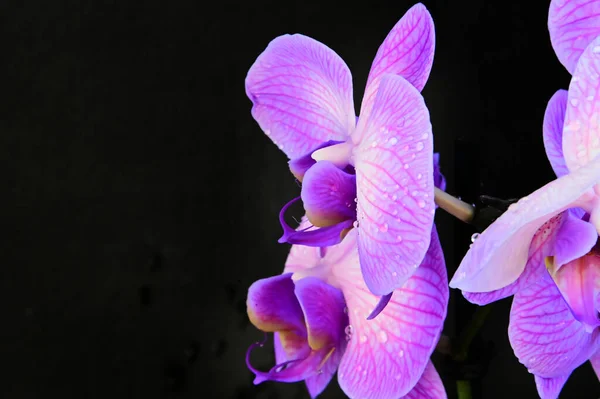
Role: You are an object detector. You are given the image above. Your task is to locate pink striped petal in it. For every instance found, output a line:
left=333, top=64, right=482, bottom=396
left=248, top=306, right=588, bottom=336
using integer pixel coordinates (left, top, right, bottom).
left=359, top=3, right=434, bottom=123
left=543, top=89, right=570, bottom=178
left=563, top=35, right=600, bottom=172
left=354, top=74, right=434, bottom=295
left=450, top=155, right=600, bottom=293
left=334, top=227, right=448, bottom=398
left=548, top=0, right=600, bottom=75
left=462, top=214, right=564, bottom=305
left=246, top=34, right=355, bottom=159
left=401, top=361, right=447, bottom=399
left=508, top=264, right=599, bottom=378
left=534, top=374, right=569, bottom=399
left=547, top=252, right=600, bottom=331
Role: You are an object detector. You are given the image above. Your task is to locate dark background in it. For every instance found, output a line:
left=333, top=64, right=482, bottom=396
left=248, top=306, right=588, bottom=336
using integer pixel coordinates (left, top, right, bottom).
left=3, top=0, right=598, bottom=398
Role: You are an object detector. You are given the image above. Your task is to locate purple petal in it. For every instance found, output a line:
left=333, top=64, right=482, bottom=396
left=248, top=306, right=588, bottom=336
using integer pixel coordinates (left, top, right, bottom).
left=295, top=277, right=347, bottom=397
left=289, top=140, right=345, bottom=181
left=354, top=74, right=434, bottom=295
left=547, top=252, right=600, bottom=331
left=450, top=155, right=600, bottom=293
left=247, top=273, right=306, bottom=335
left=246, top=34, right=355, bottom=159
left=463, top=214, right=565, bottom=305
left=278, top=197, right=354, bottom=247
left=534, top=374, right=569, bottom=399
left=590, top=351, right=600, bottom=379
left=548, top=0, right=600, bottom=75
left=301, top=161, right=357, bottom=227
left=360, top=3, right=435, bottom=122
left=366, top=292, right=393, bottom=320
left=335, top=227, right=448, bottom=398
left=433, top=153, right=446, bottom=192
left=508, top=264, right=599, bottom=378
left=563, top=35, right=600, bottom=172
left=401, top=361, right=447, bottom=399
left=294, top=276, right=348, bottom=350
left=552, top=211, right=598, bottom=267
left=543, top=89, right=569, bottom=178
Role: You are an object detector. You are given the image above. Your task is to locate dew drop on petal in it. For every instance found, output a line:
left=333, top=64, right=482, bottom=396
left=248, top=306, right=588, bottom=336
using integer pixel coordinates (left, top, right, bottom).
left=399, top=350, right=404, bottom=357
left=416, top=142, right=424, bottom=151
left=396, top=235, right=403, bottom=242
left=471, top=233, right=480, bottom=242
left=345, top=325, right=353, bottom=341
left=360, top=335, right=367, bottom=344
left=593, top=45, right=600, bottom=54
left=418, top=200, right=426, bottom=208
left=380, top=223, right=389, bottom=233
left=378, top=331, right=388, bottom=343
left=389, top=137, right=398, bottom=145
left=570, top=98, right=579, bottom=107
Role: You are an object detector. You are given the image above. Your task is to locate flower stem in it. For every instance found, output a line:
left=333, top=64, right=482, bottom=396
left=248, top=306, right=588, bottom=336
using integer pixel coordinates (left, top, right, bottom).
left=456, top=380, right=472, bottom=399
left=434, top=187, right=474, bottom=224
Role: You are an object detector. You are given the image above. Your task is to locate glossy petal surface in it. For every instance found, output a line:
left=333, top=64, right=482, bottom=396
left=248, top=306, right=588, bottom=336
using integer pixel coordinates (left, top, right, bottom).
left=359, top=3, right=435, bottom=123
left=246, top=34, right=355, bottom=159
left=543, top=89, right=569, bottom=178
left=354, top=74, right=434, bottom=295
left=549, top=0, right=600, bottom=74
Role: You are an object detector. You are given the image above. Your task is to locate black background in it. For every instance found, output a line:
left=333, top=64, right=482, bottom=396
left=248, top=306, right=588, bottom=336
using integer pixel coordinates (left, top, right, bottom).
left=3, top=0, right=599, bottom=398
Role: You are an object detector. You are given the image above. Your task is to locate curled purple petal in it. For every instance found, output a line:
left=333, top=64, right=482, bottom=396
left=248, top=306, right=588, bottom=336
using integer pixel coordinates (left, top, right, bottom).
left=289, top=140, right=345, bottom=181
left=552, top=211, right=598, bottom=268
left=543, top=90, right=569, bottom=178
left=534, top=374, right=569, bottom=399
left=366, top=292, right=393, bottom=320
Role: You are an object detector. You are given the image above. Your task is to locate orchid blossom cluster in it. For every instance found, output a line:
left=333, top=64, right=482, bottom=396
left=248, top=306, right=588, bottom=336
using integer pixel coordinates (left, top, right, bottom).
left=243, top=1, right=600, bottom=398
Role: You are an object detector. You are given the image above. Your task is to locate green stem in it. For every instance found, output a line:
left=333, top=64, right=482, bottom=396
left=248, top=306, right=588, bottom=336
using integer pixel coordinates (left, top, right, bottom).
left=456, top=380, right=472, bottom=399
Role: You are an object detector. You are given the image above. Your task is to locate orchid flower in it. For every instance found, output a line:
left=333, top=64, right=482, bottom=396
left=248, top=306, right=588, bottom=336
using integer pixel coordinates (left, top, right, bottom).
left=245, top=3, right=437, bottom=297
left=448, top=6, right=600, bottom=396
left=246, top=223, right=448, bottom=399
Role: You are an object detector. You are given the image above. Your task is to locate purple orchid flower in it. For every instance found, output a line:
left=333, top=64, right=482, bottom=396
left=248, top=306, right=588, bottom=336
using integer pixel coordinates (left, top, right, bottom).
left=246, top=221, right=448, bottom=399
left=448, top=5, right=600, bottom=396
left=245, top=3, right=437, bottom=297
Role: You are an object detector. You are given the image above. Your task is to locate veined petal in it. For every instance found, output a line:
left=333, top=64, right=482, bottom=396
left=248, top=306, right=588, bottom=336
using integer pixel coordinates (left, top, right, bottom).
left=401, top=361, right=446, bottom=399
left=547, top=252, right=600, bottom=331
left=301, top=161, right=357, bottom=227
left=247, top=273, right=306, bottom=335
left=508, top=264, right=599, bottom=378
left=246, top=34, right=355, bottom=159
left=354, top=74, right=434, bottom=295
left=463, top=214, right=565, bottom=305
left=359, top=3, right=435, bottom=123
left=563, top=35, right=600, bottom=172
left=543, top=89, right=570, bottom=178
left=450, top=155, right=600, bottom=293
left=552, top=211, right=598, bottom=267
left=335, top=227, right=448, bottom=399
left=548, top=0, right=600, bottom=75
left=534, top=374, right=570, bottom=399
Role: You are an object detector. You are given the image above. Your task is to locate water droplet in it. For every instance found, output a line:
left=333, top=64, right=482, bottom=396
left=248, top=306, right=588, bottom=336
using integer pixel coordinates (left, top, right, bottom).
left=392, top=271, right=397, bottom=277
left=396, top=235, right=403, bottom=242
left=392, top=209, right=398, bottom=215
left=265, top=129, right=271, bottom=136
left=570, top=98, right=580, bottom=107
left=403, top=164, right=409, bottom=169
left=399, top=350, right=404, bottom=357
left=415, top=142, right=424, bottom=151
left=354, top=197, right=358, bottom=203
left=587, top=95, right=595, bottom=101
left=389, top=137, right=398, bottom=145
left=392, top=194, right=398, bottom=201
left=411, top=190, right=418, bottom=196
left=418, top=200, right=426, bottom=208
left=380, top=223, right=389, bottom=233
left=471, top=233, right=480, bottom=242
left=417, top=173, right=422, bottom=180
left=378, top=331, right=388, bottom=343
left=353, top=220, right=359, bottom=229
left=371, top=141, right=377, bottom=147
left=422, top=132, right=429, bottom=139
left=362, top=370, right=367, bottom=376
left=360, top=335, right=367, bottom=343
left=345, top=325, right=353, bottom=341
left=593, top=45, right=600, bottom=54
left=395, top=374, right=401, bottom=381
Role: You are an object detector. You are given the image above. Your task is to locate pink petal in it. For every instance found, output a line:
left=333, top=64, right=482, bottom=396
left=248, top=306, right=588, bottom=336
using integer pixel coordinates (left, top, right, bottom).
left=334, top=227, right=448, bottom=398
left=552, top=211, right=598, bottom=267
left=401, top=361, right=447, bottom=399
left=534, top=374, right=569, bottom=399
left=354, top=74, right=434, bottom=295
left=300, top=161, right=357, bottom=227
left=563, top=35, right=600, bottom=172
left=547, top=252, right=600, bottom=331
left=450, top=155, right=600, bottom=293
left=548, top=0, right=600, bottom=75
left=543, top=89, right=570, bottom=178
left=359, top=3, right=434, bottom=123
left=463, top=214, right=566, bottom=305
left=246, top=34, right=355, bottom=159
left=590, top=350, right=600, bottom=379
left=508, top=263, right=599, bottom=378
